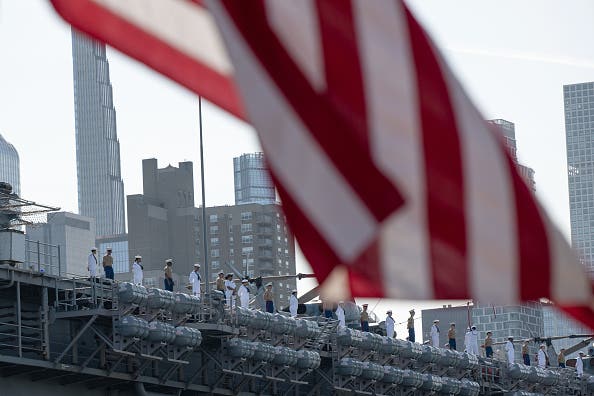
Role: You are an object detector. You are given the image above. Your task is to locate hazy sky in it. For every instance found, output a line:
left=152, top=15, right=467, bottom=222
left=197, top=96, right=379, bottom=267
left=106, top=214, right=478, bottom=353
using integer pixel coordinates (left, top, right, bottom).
left=1, top=1, right=594, bottom=338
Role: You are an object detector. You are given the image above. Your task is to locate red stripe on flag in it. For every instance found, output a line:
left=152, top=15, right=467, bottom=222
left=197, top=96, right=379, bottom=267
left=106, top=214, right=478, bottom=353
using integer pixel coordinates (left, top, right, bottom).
left=502, top=153, right=552, bottom=300
left=221, top=0, right=404, bottom=223
left=317, top=0, right=369, bottom=151
left=404, top=6, right=469, bottom=299
left=51, top=0, right=246, bottom=120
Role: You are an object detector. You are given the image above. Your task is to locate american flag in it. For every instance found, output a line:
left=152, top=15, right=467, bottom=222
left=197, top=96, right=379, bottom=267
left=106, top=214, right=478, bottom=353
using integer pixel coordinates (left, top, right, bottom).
left=51, top=0, right=594, bottom=329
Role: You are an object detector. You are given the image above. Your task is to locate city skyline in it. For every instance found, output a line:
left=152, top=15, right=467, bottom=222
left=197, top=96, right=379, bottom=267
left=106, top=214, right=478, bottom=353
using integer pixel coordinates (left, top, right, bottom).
left=72, top=30, right=126, bottom=237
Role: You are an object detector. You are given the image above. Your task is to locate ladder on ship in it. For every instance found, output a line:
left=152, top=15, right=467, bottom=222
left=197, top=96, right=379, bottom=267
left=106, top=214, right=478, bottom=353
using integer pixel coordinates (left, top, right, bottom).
left=305, top=318, right=339, bottom=350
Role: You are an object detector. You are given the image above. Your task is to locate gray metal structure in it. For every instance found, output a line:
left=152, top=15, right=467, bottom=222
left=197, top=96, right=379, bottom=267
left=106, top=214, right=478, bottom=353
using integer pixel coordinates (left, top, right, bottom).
left=0, top=133, right=20, bottom=196
left=0, top=268, right=590, bottom=395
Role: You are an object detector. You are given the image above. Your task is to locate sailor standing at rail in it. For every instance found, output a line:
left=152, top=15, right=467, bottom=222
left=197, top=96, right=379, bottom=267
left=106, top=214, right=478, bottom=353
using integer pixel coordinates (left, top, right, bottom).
left=576, top=352, right=585, bottom=377
left=132, top=255, right=143, bottom=285
left=467, top=325, right=479, bottom=355
left=238, top=279, right=250, bottom=308
left=225, top=273, right=237, bottom=309
left=430, top=319, right=440, bottom=347
left=88, top=247, right=98, bottom=280
left=538, top=344, right=547, bottom=368
left=385, top=310, right=395, bottom=338
left=336, top=301, right=346, bottom=329
left=289, top=290, right=298, bottom=317
left=189, top=264, right=201, bottom=298
left=505, top=336, right=515, bottom=365
left=407, top=310, right=416, bottom=342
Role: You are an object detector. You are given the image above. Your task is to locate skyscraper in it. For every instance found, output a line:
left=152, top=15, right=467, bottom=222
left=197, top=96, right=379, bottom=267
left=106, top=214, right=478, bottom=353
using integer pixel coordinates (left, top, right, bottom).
left=0, top=133, right=20, bottom=196
left=72, top=30, right=125, bottom=237
left=565, top=82, right=594, bottom=273
left=234, top=152, right=276, bottom=205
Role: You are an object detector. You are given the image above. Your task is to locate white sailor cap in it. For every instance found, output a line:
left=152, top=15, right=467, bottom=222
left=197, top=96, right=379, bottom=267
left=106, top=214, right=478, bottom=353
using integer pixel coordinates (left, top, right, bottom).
left=433, top=319, right=440, bottom=323
left=241, top=279, right=249, bottom=283
left=135, top=255, right=142, bottom=259
left=106, top=247, right=112, bottom=251
left=193, top=263, right=200, bottom=267
left=166, top=259, right=173, bottom=263
left=540, top=344, right=546, bottom=348
left=387, top=310, right=392, bottom=314
left=265, top=282, right=273, bottom=287
left=292, top=289, right=297, bottom=293
left=91, top=247, right=97, bottom=251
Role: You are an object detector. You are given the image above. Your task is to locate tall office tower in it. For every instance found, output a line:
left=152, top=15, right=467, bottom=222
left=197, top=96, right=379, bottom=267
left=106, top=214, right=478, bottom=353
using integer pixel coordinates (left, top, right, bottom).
left=565, top=82, right=594, bottom=273
left=488, top=119, right=536, bottom=192
left=234, top=152, right=276, bottom=205
left=72, top=30, right=125, bottom=237
left=0, top=133, right=20, bottom=196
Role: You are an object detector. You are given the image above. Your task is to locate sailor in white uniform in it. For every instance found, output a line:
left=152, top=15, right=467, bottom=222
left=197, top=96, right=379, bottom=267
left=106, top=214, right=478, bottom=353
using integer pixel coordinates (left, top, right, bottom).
left=224, top=273, right=236, bottom=309
left=505, top=336, right=515, bottom=365
left=189, top=263, right=201, bottom=298
left=289, top=290, right=298, bottom=317
left=467, top=325, right=479, bottom=355
left=537, top=344, right=547, bottom=368
left=336, top=301, right=346, bottom=329
left=238, top=279, right=250, bottom=308
left=88, top=247, right=98, bottom=278
left=132, top=255, right=143, bottom=285
left=385, top=310, right=395, bottom=338
left=576, top=352, right=585, bottom=377
left=430, top=319, right=440, bottom=347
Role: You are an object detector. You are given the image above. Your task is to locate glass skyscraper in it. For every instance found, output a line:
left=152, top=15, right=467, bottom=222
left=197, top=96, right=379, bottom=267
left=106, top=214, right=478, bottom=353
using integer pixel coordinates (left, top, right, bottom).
left=72, top=30, right=125, bottom=237
left=565, top=82, right=594, bottom=273
left=0, top=133, right=20, bottom=196
left=233, top=152, right=276, bottom=205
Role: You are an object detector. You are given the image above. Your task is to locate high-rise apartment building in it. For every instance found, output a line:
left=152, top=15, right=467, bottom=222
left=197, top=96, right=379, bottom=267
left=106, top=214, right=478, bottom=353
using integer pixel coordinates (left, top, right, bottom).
left=72, top=30, right=125, bottom=237
left=234, top=153, right=276, bottom=205
left=565, top=82, right=594, bottom=273
left=488, top=119, right=536, bottom=192
left=0, top=133, right=20, bottom=196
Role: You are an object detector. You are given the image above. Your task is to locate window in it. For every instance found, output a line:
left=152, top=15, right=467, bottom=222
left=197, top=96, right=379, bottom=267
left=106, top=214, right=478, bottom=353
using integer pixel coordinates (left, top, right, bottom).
left=209, top=214, right=218, bottom=223
left=242, top=247, right=254, bottom=255
left=211, top=249, right=220, bottom=258
left=241, top=211, right=252, bottom=221
left=242, top=235, right=253, bottom=244
left=229, top=248, right=234, bottom=256
left=211, top=260, right=220, bottom=269
left=210, top=225, right=219, bottom=234
left=241, top=223, right=252, bottom=233
left=210, top=237, right=219, bottom=246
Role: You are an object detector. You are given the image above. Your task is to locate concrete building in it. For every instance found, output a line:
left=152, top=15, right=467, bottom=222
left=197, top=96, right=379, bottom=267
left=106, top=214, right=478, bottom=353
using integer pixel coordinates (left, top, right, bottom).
left=421, top=302, right=543, bottom=362
left=72, top=30, right=125, bottom=237
left=198, top=203, right=297, bottom=300
left=0, top=133, right=20, bottom=196
left=488, top=119, right=536, bottom=192
left=26, top=212, right=96, bottom=276
left=96, top=234, right=129, bottom=274
left=565, top=81, right=594, bottom=273
left=234, top=152, right=276, bottom=205
left=126, top=159, right=197, bottom=289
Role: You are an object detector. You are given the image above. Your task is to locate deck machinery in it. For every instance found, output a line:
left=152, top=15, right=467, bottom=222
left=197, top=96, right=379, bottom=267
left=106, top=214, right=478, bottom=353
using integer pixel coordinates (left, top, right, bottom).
left=0, top=267, right=590, bottom=396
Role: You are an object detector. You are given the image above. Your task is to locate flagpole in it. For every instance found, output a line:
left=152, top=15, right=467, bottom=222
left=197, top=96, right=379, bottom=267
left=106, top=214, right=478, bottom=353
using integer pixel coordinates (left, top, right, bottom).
left=199, top=96, right=210, bottom=293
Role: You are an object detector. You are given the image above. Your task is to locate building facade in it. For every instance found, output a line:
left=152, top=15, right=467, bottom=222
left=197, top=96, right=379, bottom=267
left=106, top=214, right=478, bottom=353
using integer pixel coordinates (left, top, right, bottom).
left=126, top=159, right=197, bottom=289
left=72, top=30, right=125, bottom=237
left=234, top=152, right=276, bottom=205
left=488, top=119, right=536, bottom=192
left=0, top=133, right=20, bottom=196
left=542, top=304, right=591, bottom=358
left=198, top=203, right=297, bottom=300
left=565, top=82, right=594, bottom=273
left=26, top=212, right=96, bottom=276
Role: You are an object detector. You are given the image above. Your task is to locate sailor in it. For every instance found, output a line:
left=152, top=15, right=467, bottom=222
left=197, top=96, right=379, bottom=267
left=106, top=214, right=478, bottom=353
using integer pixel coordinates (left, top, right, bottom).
left=102, top=247, right=114, bottom=280
left=225, top=274, right=237, bottom=309
left=505, top=336, right=515, bottom=365
left=385, top=310, right=395, bottom=338
left=467, top=325, right=479, bottom=355
left=163, top=259, right=174, bottom=291
left=132, top=255, right=143, bottom=285
left=263, top=282, right=274, bottom=313
left=448, top=323, right=457, bottom=351
left=189, top=264, right=201, bottom=298
left=522, top=341, right=531, bottom=365
left=289, top=290, right=298, bottom=317
left=336, top=301, right=346, bottom=329
left=558, top=348, right=566, bottom=368
left=484, top=331, right=494, bottom=358
left=216, top=271, right=226, bottom=293
left=407, top=309, right=416, bottom=342
left=430, top=319, right=440, bottom=347
left=576, top=352, right=585, bottom=377
left=88, top=247, right=98, bottom=279
left=360, top=304, right=370, bottom=332
left=238, top=279, right=250, bottom=309
left=537, top=344, right=547, bottom=368
left=323, top=300, right=333, bottom=319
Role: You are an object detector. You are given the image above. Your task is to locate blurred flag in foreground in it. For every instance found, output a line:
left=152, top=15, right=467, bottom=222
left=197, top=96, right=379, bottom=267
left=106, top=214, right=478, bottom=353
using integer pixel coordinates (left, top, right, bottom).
left=51, top=0, right=594, bottom=329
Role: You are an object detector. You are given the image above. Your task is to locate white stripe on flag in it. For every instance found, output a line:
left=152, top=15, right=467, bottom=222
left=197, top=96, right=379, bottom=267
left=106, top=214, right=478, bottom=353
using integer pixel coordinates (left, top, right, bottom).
left=92, top=0, right=232, bottom=74
left=209, top=0, right=378, bottom=263
left=440, top=61, right=519, bottom=304
left=265, top=0, right=326, bottom=92
left=353, top=0, right=432, bottom=299
left=542, top=210, right=591, bottom=304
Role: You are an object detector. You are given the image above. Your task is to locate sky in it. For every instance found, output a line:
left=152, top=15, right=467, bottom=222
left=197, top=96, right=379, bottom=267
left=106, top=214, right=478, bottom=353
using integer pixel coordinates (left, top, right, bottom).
left=1, top=0, right=594, bottom=340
